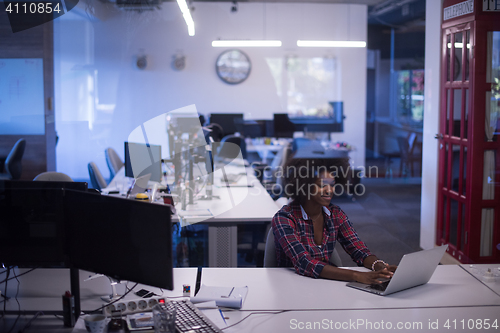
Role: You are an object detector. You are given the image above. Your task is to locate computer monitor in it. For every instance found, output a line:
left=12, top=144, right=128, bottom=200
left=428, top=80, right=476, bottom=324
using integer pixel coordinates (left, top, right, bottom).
left=273, top=113, right=295, bottom=138
left=64, top=189, right=174, bottom=290
left=0, top=180, right=88, bottom=267
left=209, top=113, right=244, bottom=137
left=125, top=142, right=162, bottom=182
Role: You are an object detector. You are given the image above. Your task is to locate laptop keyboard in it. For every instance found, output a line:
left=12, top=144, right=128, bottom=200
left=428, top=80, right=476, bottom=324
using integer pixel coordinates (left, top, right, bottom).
left=371, top=279, right=390, bottom=292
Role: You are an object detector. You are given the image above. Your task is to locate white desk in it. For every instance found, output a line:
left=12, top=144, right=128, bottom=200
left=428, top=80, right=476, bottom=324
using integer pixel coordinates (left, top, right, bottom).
left=180, top=164, right=279, bottom=267
left=201, top=266, right=500, bottom=332
left=246, top=143, right=283, bottom=162
left=221, top=306, right=500, bottom=333
left=105, top=164, right=279, bottom=267
left=201, top=266, right=500, bottom=311
left=460, top=264, right=500, bottom=296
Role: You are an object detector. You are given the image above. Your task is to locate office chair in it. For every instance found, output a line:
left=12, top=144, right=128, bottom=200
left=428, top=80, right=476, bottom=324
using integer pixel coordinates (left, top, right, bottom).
left=105, top=147, right=124, bottom=181
left=34, top=171, right=74, bottom=182
left=263, top=228, right=342, bottom=268
left=0, top=138, right=26, bottom=180
left=204, top=123, right=224, bottom=142
left=88, top=162, right=108, bottom=191
left=258, top=144, right=292, bottom=199
left=217, top=135, right=247, bottom=160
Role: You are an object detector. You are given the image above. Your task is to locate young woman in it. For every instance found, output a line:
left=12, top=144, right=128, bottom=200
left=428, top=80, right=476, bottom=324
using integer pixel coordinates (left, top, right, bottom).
left=272, top=158, right=396, bottom=284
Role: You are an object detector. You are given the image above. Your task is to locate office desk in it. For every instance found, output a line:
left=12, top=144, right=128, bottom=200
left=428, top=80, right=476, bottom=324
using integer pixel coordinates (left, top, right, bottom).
left=221, top=306, right=500, bottom=333
left=201, top=266, right=500, bottom=311
left=201, top=266, right=500, bottom=332
left=105, top=165, right=279, bottom=267
left=0, top=268, right=198, bottom=332
left=460, top=264, right=500, bottom=296
left=246, top=143, right=283, bottom=162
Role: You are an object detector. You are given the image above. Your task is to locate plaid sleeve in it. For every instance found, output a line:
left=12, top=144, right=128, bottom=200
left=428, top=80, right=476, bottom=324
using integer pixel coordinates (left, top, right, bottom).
left=334, top=207, right=372, bottom=266
left=272, top=210, right=326, bottom=278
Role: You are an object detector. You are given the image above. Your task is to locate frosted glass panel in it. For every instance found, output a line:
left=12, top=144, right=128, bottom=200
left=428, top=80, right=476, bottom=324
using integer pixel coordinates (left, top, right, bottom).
left=453, top=32, right=463, bottom=81
left=0, top=59, right=45, bottom=135
left=480, top=208, right=494, bottom=257
left=483, top=150, right=495, bottom=200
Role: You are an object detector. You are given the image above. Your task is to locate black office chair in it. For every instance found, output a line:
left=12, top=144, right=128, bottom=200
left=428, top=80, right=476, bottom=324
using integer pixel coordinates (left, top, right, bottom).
left=88, top=162, right=107, bottom=191
left=204, top=123, right=224, bottom=142
left=0, top=138, right=26, bottom=180
left=217, top=135, right=247, bottom=160
left=105, top=147, right=124, bottom=181
left=34, top=171, right=73, bottom=182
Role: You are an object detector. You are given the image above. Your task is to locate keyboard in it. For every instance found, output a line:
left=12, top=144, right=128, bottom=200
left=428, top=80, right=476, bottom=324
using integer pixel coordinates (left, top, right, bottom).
left=370, top=279, right=390, bottom=292
left=173, top=299, right=223, bottom=333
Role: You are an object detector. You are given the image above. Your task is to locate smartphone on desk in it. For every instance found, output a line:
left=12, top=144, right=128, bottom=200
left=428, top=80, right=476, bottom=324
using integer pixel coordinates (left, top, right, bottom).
left=135, top=289, right=155, bottom=298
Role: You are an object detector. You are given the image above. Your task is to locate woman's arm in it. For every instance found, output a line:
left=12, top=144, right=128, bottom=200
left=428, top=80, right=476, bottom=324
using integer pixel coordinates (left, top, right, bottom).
left=319, top=264, right=393, bottom=284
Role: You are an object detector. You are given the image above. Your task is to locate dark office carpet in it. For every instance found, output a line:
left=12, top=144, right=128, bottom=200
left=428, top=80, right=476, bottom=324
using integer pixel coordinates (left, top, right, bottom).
left=332, top=177, right=422, bottom=267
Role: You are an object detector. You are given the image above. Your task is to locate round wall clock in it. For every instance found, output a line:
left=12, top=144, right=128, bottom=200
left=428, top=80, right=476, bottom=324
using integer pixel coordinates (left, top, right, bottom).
left=215, top=49, right=251, bottom=84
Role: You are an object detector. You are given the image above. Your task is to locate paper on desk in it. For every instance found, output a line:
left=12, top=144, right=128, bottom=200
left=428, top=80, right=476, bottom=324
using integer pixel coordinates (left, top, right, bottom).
left=190, top=285, right=248, bottom=309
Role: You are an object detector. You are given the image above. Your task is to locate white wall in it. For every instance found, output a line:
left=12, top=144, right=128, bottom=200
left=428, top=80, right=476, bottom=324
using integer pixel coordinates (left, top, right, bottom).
left=54, top=2, right=367, bottom=180
left=420, top=0, right=442, bottom=250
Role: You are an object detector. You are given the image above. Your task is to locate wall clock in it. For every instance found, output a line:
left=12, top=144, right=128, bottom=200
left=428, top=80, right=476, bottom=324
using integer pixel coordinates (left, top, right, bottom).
left=215, top=49, right=251, bottom=84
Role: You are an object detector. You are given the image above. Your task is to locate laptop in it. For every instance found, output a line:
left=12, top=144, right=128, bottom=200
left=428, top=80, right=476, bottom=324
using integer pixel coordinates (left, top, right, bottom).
left=126, top=173, right=152, bottom=198
left=346, top=245, right=448, bottom=296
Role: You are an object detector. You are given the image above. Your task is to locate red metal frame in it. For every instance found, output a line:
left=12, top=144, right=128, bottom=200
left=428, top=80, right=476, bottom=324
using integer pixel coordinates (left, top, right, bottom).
left=438, top=0, right=500, bottom=263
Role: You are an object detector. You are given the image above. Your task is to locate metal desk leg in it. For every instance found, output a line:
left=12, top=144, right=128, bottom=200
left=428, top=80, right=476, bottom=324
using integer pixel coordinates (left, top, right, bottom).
left=208, top=226, right=238, bottom=267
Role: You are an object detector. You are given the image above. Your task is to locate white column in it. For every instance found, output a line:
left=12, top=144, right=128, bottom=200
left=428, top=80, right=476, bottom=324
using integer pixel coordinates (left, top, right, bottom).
left=420, top=0, right=442, bottom=250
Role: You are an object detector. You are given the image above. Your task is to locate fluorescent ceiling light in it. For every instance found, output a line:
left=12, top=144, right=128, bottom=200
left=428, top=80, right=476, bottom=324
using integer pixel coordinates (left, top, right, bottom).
left=297, top=40, right=366, bottom=48
left=212, top=40, right=282, bottom=47
left=177, top=0, right=195, bottom=36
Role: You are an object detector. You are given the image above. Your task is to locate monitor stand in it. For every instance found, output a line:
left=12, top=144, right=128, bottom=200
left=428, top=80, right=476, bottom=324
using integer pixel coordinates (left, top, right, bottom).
left=70, top=267, right=81, bottom=319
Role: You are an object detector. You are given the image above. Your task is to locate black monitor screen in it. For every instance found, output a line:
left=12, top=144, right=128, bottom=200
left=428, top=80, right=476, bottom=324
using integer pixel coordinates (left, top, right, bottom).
left=209, top=113, right=243, bottom=137
left=0, top=181, right=88, bottom=267
left=64, top=190, right=173, bottom=290
left=125, top=142, right=162, bottom=182
left=274, top=113, right=295, bottom=138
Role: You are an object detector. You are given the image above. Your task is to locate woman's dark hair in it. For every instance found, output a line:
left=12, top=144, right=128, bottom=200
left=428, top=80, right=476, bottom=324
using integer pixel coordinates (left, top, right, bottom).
left=282, top=156, right=350, bottom=204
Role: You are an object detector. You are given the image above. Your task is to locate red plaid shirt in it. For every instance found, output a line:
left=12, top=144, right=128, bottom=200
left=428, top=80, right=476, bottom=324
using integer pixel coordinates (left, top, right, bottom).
left=272, top=202, right=372, bottom=278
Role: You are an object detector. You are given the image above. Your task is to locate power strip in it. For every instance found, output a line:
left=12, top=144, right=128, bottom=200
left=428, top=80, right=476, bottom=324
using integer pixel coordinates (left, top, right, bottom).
left=103, top=296, right=168, bottom=317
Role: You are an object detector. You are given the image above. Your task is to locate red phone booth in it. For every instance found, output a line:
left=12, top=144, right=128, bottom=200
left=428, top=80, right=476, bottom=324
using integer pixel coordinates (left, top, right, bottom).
left=437, top=0, right=500, bottom=263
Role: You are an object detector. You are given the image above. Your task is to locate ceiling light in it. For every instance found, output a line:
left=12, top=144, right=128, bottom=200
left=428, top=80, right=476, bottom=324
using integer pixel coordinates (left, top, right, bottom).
left=212, top=40, right=282, bottom=47
left=176, top=0, right=195, bottom=36
left=297, top=40, right=366, bottom=48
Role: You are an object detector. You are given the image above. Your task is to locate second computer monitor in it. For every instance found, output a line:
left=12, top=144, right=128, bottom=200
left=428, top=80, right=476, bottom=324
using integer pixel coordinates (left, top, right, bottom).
left=65, top=190, right=174, bottom=290
left=209, top=113, right=243, bottom=137
left=125, top=142, right=162, bottom=182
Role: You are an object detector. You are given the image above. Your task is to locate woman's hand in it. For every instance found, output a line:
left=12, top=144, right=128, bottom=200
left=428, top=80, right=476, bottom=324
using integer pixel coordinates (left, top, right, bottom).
left=386, top=265, right=397, bottom=272
left=353, top=269, right=393, bottom=285
left=373, top=261, right=397, bottom=273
